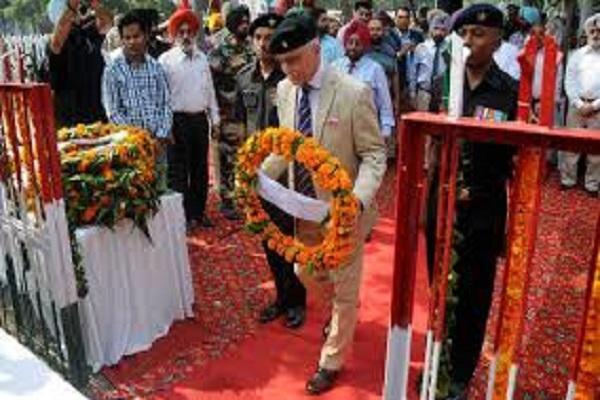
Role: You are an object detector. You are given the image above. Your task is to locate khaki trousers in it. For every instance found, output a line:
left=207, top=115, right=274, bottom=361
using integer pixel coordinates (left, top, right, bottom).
left=295, top=218, right=367, bottom=371
left=558, top=106, right=600, bottom=192
left=296, top=243, right=364, bottom=371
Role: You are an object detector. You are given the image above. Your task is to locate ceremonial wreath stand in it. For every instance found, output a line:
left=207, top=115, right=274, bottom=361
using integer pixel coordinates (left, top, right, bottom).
left=384, top=34, right=600, bottom=400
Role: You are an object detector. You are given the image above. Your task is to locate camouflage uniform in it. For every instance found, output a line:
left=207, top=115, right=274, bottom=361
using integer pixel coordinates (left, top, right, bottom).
left=208, top=31, right=254, bottom=206
left=234, top=61, right=285, bottom=136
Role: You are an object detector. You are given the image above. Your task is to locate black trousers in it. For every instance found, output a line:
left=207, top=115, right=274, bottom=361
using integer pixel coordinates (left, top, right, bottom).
left=449, top=192, right=507, bottom=385
left=167, top=112, right=210, bottom=222
left=425, top=166, right=440, bottom=284
left=261, top=198, right=306, bottom=310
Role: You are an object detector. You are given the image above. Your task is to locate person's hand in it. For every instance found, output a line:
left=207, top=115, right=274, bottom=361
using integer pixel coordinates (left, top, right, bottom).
left=529, top=112, right=540, bottom=124
left=397, top=42, right=415, bottom=58
left=458, top=188, right=470, bottom=202
left=211, top=123, right=221, bottom=141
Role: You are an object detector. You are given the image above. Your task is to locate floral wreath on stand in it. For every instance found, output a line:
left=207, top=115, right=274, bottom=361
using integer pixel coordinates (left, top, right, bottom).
left=235, top=127, right=359, bottom=272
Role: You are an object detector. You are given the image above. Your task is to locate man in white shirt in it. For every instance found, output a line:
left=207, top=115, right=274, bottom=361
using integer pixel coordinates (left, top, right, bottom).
left=159, top=4, right=220, bottom=229
left=493, top=40, right=521, bottom=80
left=560, top=13, right=600, bottom=196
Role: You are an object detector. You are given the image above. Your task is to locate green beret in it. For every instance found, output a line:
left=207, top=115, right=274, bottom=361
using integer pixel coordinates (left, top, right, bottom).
left=249, top=13, right=283, bottom=36
left=451, top=3, right=504, bottom=31
left=269, top=13, right=317, bottom=55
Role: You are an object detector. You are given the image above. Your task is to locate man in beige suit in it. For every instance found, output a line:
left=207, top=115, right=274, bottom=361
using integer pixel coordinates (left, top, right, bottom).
left=264, top=13, right=387, bottom=395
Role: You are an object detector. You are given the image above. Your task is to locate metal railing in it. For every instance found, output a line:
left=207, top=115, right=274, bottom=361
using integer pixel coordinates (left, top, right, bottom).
left=0, top=83, right=88, bottom=388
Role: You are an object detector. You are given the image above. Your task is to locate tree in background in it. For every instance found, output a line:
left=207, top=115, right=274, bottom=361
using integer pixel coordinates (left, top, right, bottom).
left=0, top=0, right=50, bottom=32
left=1, top=0, right=599, bottom=35
left=102, top=0, right=176, bottom=17
left=0, top=0, right=176, bottom=33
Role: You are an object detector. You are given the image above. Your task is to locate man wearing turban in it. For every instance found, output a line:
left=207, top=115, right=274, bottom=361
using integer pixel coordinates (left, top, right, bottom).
left=413, top=12, right=450, bottom=112
left=509, top=5, right=542, bottom=48
left=159, top=2, right=220, bottom=230
left=209, top=5, right=255, bottom=220
left=333, top=20, right=395, bottom=139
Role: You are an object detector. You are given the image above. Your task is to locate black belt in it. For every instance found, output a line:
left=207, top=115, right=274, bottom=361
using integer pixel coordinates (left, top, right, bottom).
left=174, top=111, right=207, bottom=117
left=581, top=97, right=597, bottom=103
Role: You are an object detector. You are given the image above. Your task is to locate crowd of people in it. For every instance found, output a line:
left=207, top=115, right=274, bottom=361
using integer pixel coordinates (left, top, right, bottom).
left=46, top=0, right=599, bottom=397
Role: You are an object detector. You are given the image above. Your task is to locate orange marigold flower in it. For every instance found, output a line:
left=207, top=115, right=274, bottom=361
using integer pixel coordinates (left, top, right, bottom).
left=235, top=127, right=358, bottom=272
left=82, top=206, right=99, bottom=223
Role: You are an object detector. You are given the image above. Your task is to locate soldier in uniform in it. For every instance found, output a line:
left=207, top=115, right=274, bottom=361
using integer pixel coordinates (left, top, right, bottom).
left=234, top=13, right=307, bottom=329
left=446, top=5, right=518, bottom=398
left=209, top=5, right=255, bottom=220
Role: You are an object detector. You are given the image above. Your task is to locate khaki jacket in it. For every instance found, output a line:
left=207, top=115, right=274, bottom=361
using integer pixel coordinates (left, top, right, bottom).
left=262, top=67, right=387, bottom=250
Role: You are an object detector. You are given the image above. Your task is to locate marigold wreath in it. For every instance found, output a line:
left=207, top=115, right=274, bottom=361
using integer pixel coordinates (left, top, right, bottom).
left=235, top=127, right=359, bottom=272
left=58, top=123, right=159, bottom=232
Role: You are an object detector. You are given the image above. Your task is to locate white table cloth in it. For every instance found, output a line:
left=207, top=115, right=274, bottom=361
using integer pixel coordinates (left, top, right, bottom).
left=0, top=329, right=88, bottom=400
left=77, top=193, right=194, bottom=372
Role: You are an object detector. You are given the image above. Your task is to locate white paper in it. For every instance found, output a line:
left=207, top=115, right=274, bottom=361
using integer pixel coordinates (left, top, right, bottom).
left=448, top=33, right=470, bottom=119
left=257, top=171, right=329, bottom=223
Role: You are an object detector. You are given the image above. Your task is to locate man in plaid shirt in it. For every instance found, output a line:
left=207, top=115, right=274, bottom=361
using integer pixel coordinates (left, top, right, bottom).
left=102, top=10, right=173, bottom=147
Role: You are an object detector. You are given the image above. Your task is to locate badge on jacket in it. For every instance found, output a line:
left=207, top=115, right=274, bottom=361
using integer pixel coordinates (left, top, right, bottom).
left=474, top=106, right=508, bottom=122
left=243, top=90, right=259, bottom=108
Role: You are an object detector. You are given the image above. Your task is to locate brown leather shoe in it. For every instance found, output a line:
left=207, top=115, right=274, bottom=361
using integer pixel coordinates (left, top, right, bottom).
left=306, top=368, right=339, bottom=395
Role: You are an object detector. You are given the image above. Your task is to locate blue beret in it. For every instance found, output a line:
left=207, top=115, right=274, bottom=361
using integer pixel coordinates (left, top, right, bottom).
left=249, top=13, right=283, bottom=36
left=451, top=3, right=504, bottom=31
left=269, top=13, right=317, bottom=55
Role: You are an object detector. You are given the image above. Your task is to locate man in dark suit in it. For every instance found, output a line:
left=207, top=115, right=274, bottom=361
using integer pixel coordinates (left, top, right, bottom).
left=234, top=13, right=307, bottom=330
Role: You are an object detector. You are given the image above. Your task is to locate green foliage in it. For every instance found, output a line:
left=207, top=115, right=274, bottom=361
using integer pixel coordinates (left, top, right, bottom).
left=0, top=0, right=48, bottom=31
left=101, top=0, right=176, bottom=17
left=0, top=0, right=176, bottom=33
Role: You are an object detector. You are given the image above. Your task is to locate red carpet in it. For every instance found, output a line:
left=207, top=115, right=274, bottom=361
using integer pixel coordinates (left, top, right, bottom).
left=93, top=167, right=430, bottom=399
left=92, top=166, right=598, bottom=400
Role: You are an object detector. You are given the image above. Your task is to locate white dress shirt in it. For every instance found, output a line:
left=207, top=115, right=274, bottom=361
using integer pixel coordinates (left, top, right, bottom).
left=413, top=38, right=449, bottom=92
left=159, top=46, right=220, bottom=125
left=494, top=41, right=521, bottom=80
left=333, top=56, right=394, bottom=137
left=532, top=49, right=563, bottom=101
left=565, top=45, right=600, bottom=110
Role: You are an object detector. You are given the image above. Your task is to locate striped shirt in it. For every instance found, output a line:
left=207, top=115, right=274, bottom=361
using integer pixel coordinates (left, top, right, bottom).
left=102, top=53, right=173, bottom=138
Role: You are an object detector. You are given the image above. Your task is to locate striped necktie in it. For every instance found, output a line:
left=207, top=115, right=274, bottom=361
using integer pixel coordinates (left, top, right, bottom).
left=294, top=85, right=317, bottom=198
